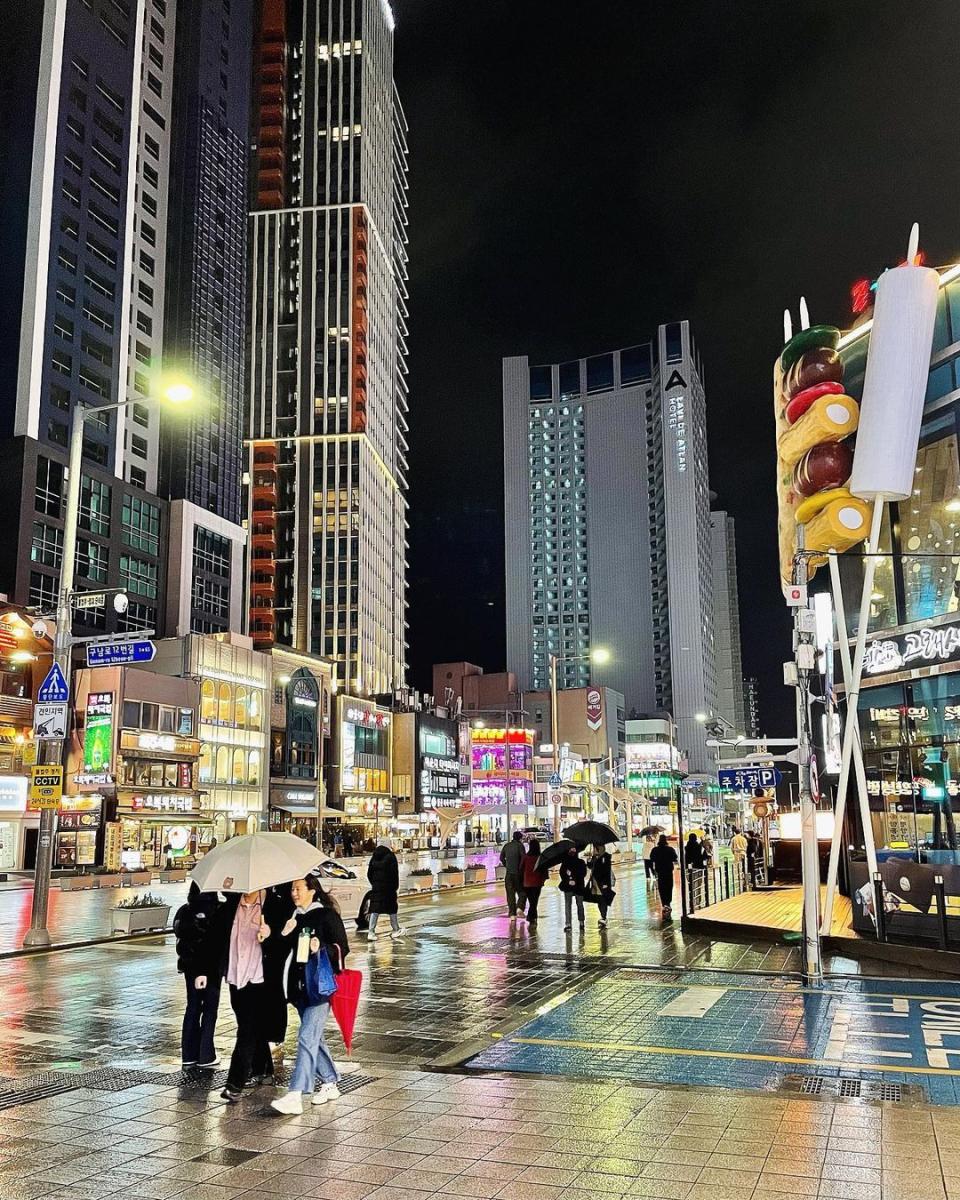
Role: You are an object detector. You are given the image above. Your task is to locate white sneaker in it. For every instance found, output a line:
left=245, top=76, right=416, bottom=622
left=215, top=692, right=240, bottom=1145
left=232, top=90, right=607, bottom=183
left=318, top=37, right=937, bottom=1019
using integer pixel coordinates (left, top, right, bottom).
left=365, top=929, right=377, bottom=940
left=390, top=927, right=405, bottom=939
left=312, top=1083, right=341, bottom=1105
left=270, top=1091, right=303, bottom=1115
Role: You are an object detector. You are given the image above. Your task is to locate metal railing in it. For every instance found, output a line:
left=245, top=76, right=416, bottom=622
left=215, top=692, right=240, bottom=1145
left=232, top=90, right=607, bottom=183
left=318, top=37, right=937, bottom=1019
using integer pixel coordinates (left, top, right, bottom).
left=686, top=856, right=766, bottom=914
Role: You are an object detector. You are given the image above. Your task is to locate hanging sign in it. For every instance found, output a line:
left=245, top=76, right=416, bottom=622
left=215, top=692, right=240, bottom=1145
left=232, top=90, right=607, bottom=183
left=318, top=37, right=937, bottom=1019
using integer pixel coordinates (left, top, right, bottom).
left=862, top=618, right=960, bottom=678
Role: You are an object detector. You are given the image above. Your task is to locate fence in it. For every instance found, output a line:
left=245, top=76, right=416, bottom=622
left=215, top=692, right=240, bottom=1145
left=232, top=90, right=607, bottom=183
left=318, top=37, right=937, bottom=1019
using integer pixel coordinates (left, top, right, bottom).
left=686, top=855, right=765, bottom=914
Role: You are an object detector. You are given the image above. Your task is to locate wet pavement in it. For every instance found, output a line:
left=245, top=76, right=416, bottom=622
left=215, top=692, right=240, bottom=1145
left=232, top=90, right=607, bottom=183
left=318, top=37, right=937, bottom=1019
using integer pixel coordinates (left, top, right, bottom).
left=3, top=864, right=960, bottom=1198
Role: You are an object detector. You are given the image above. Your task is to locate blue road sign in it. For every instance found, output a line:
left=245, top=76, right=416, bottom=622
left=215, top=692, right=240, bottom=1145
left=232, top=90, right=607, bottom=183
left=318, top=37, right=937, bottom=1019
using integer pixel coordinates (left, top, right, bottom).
left=549, top=772, right=562, bottom=788
left=718, top=766, right=783, bottom=792
left=38, top=662, right=69, bottom=703
left=86, top=639, right=156, bottom=667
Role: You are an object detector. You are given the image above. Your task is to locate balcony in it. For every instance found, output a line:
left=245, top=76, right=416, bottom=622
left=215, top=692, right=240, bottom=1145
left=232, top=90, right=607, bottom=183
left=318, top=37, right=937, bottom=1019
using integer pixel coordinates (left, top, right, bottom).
left=251, top=577, right=276, bottom=600
left=252, top=504, right=277, bottom=527
left=253, top=480, right=278, bottom=504
left=253, top=443, right=278, bottom=466
left=250, top=551, right=276, bottom=575
left=252, top=531, right=277, bottom=553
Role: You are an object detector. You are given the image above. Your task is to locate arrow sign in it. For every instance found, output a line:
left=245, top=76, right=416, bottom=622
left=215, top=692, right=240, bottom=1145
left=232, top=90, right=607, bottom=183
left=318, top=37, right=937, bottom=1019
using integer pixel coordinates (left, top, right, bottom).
left=86, top=639, right=156, bottom=667
left=718, top=766, right=783, bottom=792
left=38, top=662, right=69, bottom=703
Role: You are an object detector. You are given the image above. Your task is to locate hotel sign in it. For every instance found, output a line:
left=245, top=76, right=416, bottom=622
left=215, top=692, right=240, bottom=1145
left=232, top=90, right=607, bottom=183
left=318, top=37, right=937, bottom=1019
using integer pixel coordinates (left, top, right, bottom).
left=863, top=619, right=960, bottom=678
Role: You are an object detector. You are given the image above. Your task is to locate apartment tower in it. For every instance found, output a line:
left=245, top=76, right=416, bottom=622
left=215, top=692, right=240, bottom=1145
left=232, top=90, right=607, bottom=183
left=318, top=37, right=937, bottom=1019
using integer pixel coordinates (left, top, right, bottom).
left=247, top=0, right=409, bottom=697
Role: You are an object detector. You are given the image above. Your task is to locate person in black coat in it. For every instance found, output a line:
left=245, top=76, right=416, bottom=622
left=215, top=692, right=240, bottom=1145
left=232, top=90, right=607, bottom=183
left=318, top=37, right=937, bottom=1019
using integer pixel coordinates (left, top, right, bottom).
left=262, top=884, right=296, bottom=1053
left=174, top=882, right=225, bottom=1068
left=366, top=841, right=403, bottom=940
left=271, top=875, right=350, bottom=1115
left=650, top=834, right=679, bottom=915
left=685, top=833, right=705, bottom=871
left=585, top=844, right=615, bottom=928
left=558, top=845, right=587, bottom=931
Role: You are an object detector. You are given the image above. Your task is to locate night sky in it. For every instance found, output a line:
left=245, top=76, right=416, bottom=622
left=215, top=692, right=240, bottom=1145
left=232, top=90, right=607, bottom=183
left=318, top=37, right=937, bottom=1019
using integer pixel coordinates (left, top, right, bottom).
left=396, top=1, right=960, bottom=732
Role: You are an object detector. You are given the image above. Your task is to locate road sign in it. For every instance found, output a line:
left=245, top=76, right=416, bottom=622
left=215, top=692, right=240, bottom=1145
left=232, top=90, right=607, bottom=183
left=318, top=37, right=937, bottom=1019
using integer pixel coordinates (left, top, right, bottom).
left=86, top=639, right=156, bottom=667
left=548, top=772, right=562, bottom=788
left=549, top=791, right=562, bottom=808
left=29, top=765, right=63, bottom=810
left=21, top=740, right=37, bottom=766
left=718, top=766, right=783, bottom=792
left=753, top=800, right=771, bottom=820
left=34, top=702, right=68, bottom=740
left=38, top=662, right=69, bottom=703
left=73, top=591, right=106, bottom=610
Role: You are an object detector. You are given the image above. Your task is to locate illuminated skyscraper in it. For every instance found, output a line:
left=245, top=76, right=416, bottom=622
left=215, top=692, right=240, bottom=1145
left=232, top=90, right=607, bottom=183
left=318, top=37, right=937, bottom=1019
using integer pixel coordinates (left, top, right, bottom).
left=246, top=0, right=408, bottom=696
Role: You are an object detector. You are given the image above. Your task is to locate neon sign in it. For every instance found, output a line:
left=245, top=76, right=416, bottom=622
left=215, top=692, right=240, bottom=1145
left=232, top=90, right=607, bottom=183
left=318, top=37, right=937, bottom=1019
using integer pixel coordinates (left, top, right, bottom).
left=863, top=620, right=960, bottom=676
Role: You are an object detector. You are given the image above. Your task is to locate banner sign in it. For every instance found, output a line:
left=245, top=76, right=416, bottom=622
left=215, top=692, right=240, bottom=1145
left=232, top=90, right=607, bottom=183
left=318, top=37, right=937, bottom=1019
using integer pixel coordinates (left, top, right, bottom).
left=586, top=688, right=602, bottom=731
left=863, top=618, right=960, bottom=678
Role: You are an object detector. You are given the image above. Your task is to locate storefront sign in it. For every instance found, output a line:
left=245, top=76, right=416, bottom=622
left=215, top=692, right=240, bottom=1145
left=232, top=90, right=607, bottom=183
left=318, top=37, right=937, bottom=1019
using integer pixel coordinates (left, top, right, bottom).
left=83, top=693, right=113, bottom=773
left=292, top=677, right=318, bottom=708
left=127, top=793, right=198, bottom=815
left=421, top=754, right=459, bottom=773
left=866, top=778, right=960, bottom=798
left=120, top=731, right=201, bottom=757
left=586, top=688, right=603, bottom=731
left=0, top=777, right=28, bottom=811
left=74, top=772, right=114, bottom=786
left=863, top=619, right=960, bottom=677
left=104, top=822, right=122, bottom=870
left=345, top=706, right=389, bottom=727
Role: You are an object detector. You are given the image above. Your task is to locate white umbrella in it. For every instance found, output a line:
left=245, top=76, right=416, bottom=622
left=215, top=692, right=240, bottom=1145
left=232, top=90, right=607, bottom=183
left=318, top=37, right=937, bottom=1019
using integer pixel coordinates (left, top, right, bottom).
left=190, top=831, right=324, bottom=894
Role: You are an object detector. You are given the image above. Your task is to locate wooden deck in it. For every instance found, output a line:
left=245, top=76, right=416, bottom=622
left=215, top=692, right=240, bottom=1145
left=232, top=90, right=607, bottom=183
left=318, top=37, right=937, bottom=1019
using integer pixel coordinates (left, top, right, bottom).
left=693, top=886, right=857, bottom=940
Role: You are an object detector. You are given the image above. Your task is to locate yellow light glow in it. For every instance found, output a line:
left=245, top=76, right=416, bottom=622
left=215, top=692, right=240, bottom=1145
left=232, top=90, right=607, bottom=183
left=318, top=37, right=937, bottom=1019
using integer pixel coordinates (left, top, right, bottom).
left=9, top=651, right=35, bottom=664
left=946, top=499, right=960, bottom=513
left=164, top=381, right=194, bottom=405
left=590, top=647, right=611, bottom=666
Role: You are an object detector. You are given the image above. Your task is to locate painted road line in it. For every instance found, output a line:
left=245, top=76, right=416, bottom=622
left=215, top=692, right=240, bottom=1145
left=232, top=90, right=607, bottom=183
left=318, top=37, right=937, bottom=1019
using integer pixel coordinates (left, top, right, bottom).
left=621, top=972, right=960, bottom=1006
left=507, top=1035, right=960, bottom=1076
left=657, top=987, right=727, bottom=1018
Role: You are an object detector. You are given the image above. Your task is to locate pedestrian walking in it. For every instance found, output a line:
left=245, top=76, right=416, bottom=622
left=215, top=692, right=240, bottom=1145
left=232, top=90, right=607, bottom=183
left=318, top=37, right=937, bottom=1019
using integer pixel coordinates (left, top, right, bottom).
left=219, top=889, right=283, bottom=1103
left=263, top=884, right=295, bottom=1068
left=702, top=829, right=715, bottom=868
left=685, top=832, right=705, bottom=871
left=366, top=840, right=404, bottom=940
left=747, top=829, right=763, bottom=888
left=730, top=827, right=748, bottom=886
left=558, top=843, right=587, bottom=931
left=650, top=833, right=679, bottom=916
left=521, top=838, right=548, bottom=924
left=641, top=833, right=656, bottom=881
left=174, top=882, right=225, bottom=1069
left=585, top=843, right=615, bottom=927
left=271, top=875, right=350, bottom=1115
left=500, top=830, right=525, bottom=918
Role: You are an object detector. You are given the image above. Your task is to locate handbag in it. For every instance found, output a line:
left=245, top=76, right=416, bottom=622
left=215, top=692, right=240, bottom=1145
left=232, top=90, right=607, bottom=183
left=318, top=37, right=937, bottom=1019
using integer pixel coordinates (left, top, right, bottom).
left=304, top=944, right=339, bottom=1003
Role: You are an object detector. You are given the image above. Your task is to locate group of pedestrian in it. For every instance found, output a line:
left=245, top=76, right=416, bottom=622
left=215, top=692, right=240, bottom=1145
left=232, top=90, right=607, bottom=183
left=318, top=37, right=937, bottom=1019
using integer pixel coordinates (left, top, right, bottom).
left=174, top=871, right=350, bottom=1116
left=500, top=832, right=616, bottom=930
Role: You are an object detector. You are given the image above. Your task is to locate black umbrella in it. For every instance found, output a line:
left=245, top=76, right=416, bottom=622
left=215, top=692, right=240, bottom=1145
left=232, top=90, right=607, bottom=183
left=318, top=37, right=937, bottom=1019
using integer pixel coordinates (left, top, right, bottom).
left=639, top=825, right=664, bottom=838
left=563, top=819, right=619, bottom=846
left=535, top=839, right=577, bottom=873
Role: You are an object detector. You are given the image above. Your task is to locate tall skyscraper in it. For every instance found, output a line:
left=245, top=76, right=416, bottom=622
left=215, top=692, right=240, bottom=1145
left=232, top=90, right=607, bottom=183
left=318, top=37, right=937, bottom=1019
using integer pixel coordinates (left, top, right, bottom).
left=503, top=322, right=719, bottom=773
left=246, top=0, right=408, bottom=697
left=710, top=510, right=747, bottom=736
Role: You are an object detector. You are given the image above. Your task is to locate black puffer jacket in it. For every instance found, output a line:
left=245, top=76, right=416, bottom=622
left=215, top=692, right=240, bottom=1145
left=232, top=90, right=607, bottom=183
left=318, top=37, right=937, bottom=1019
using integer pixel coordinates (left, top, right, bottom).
left=284, top=901, right=350, bottom=1006
left=367, top=845, right=400, bottom=915
left=558, top=855, right=587, bottom=895
left=173, top=883, right=225, bottom=978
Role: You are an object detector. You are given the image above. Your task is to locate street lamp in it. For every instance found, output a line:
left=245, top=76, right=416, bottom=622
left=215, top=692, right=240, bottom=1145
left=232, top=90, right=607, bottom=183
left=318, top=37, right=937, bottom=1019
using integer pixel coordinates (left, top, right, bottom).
left=23, top=384, right=196, bottom=947
left=549, top=646, right=610, bottom=841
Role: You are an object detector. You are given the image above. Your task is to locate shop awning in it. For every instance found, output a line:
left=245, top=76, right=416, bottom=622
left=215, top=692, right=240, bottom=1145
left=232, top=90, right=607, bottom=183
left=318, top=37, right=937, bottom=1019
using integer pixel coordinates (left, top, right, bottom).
left=272, top=802, right=319, bottom=814
left=119, top=814, right=215, bottom=826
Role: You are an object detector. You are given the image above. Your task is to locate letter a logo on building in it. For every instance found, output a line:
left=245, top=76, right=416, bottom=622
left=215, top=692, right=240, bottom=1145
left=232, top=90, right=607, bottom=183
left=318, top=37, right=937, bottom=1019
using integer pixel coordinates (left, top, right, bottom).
left=664, top=369, right=687, bottom=391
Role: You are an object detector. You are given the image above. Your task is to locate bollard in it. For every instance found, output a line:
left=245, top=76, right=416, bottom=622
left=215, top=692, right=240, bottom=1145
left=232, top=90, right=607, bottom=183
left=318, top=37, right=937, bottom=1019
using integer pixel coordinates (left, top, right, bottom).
left=935, top=875, right=948, bottom=950
left=873, top=872, right=887, bottom=943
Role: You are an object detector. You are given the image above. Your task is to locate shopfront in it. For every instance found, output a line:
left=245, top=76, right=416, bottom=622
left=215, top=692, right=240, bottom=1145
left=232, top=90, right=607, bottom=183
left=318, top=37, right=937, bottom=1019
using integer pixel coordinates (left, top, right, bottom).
left=116, top=728, right=205, bottom=867
left=470, top=728, right=534, bottom=840
left=267, top=654, right=332, bottom=842
left=331, top=696, right=392, bottom=846
left=0, top=776, right=35, bottom=871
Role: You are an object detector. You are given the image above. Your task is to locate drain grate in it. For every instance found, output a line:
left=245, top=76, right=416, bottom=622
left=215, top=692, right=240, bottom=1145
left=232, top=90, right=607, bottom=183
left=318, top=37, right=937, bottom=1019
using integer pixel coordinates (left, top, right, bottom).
left=785, top=1074, right=920, bottom=1103
left=336, top=1072, right=378, bottom=1095
left=0, top=1071, right=83, bottom=1111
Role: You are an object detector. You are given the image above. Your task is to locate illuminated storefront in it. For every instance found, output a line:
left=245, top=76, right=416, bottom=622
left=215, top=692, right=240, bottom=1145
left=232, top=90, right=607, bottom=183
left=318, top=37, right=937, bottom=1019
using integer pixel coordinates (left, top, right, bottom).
left=0, top=776, right=35, bottom=871
left=470, top=728, right=534, bottom=837
left=331, top=695, right=392, bottom=842
left=267, top=651, right=333, bottom=840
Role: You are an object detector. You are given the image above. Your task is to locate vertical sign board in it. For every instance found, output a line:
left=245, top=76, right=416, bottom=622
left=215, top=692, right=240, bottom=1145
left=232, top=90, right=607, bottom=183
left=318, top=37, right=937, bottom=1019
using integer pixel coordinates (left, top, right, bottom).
left=83, top=693, right=114, bottom=773
left=586, top=688, right=603, bottom=732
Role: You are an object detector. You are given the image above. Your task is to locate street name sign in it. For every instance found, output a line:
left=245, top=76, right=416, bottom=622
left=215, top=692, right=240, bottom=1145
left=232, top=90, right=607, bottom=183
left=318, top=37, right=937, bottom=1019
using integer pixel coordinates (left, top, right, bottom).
left=86, top=639, right=156, bottom=667
left=38, top=662, right=69, bottom=703
left=34, top=702, right=68, bottom=740
left=29, top=765, right=63, bottom=810
left=718, top=766, right=783, bottom=791
left=73, top=592, right=106, bottom=610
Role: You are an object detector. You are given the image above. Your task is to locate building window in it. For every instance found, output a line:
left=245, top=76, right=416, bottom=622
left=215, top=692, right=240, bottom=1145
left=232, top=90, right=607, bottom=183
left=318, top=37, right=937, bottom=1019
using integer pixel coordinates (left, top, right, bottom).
left=118, top=600, right=155, bottom=631
left=191, top=576, right=229, bottom=619
left=35, top=459, right=64, bottom=517
left=529, top=365, right=552, bottom=401
left=31, top=522, right=62, bottom=568
left=193, top=527, right=231, bottom=576
left=120, top=553, right=157, bottom=598
left=77, top=538, right=108, bottom=582
left=79, top=475, right=111, bottom=535
left=29, top=571, right=58, bottom=609
left=665, top=323, right=683, bottom=363
left=621, top=343, right=653, bottom=385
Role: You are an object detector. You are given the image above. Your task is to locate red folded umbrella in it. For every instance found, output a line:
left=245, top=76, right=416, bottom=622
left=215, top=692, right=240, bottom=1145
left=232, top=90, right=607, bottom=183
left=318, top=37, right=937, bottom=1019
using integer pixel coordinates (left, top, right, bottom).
left=331, top=968, right=363, bottom=1054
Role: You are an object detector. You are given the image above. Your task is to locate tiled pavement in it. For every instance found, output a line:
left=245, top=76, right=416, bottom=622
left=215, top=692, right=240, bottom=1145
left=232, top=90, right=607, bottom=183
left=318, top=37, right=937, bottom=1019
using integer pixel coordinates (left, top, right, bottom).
left=1, top=1066, right=958, bottom=1200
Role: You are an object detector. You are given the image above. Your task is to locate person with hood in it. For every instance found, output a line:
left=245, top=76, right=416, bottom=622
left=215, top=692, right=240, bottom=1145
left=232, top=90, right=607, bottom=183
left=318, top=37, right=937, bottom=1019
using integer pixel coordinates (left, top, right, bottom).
left=586, top=843, right=615, bottom=928
left=685, top=832, right=705, bottom=871
left=366, top=840, right=403, bottom=940
left=650, top=833, right=679, bottom=916
left=218, top=889, right=285, bottom=1103
left=499, top=830, right=525, bottom=918
left=174, top=882, right=225, bottom=1068
left=521, top=838, right=548, bottom=924
left=262, top=883, right=296, bottom=1065
left=558, top=843, right=587, bottom=931
left=271, top=875, right=350, bottom=1115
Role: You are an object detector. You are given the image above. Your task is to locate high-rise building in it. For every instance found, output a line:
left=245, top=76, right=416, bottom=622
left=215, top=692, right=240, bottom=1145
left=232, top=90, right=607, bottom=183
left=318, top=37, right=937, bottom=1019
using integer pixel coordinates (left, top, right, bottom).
left=710, top=510, right=747, bottom=735
left=503, top=322, right=719, bottom=774
left=246, top=0, right=408, bottom=699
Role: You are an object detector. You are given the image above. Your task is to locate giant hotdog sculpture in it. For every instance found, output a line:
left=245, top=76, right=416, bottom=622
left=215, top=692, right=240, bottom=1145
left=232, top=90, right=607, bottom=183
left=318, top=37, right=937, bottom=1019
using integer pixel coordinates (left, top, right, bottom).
left=775, top=313, right=870, bottom=589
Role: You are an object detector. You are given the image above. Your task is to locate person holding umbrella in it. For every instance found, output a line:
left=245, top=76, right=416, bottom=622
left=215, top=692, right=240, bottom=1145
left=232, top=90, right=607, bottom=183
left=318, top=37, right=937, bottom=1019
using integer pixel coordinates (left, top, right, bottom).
left=271, top=874, right=350, bottom=1115
left=520, top=838, right=548, bottom=925
left=650, top=833, right=679, bottom=917
left=558, top=843, right=586, bottom=931
left=641, top=832, right=657, bottom=882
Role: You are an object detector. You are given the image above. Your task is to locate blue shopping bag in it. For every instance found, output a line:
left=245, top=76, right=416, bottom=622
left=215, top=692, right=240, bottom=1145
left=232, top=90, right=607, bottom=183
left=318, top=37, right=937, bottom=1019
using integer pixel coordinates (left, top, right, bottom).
left=305, top=945, right=339, bottom=1003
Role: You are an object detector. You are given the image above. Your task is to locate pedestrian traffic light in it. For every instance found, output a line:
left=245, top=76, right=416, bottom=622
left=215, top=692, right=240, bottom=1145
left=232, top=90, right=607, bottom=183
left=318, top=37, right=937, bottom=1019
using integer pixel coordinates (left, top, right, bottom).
left=774, top=314, right=870, bottom=589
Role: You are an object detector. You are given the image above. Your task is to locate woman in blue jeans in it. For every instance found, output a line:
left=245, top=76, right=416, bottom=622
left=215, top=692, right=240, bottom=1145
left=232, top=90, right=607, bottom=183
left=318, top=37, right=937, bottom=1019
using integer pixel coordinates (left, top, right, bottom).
left=271, top=874, right=350, bottom=1115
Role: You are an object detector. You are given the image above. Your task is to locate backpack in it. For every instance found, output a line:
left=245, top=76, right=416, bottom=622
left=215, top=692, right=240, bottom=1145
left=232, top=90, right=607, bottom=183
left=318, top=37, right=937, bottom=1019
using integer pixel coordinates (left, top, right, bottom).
left=355, top=890, right=372, bottom=931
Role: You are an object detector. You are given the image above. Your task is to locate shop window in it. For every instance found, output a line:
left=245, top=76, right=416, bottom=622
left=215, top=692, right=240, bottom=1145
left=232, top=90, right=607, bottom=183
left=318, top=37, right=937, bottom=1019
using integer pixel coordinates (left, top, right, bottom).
left=248, top=750, right=261, bottom=786
left=248, top=689, right=262, bottom=730
left=903, top=427, right=960, bottom=626
left=200, top=679, right=216, bottom=723
left=235, top=686, right=248, bottom=729
left=231, top=747, right=245, bottom=784
left=215, top=745, right=229, bottom=783
left=122, top=699, right=140, bottom=728
left=218, top=681, right=232, bottom=725
left=839, top=506, right=896, bottom=638
left=178, top=708, right=193, bottom=735
left=159, top=706, right=174, bottom=733
left=199, top=744, right=212, bottom=783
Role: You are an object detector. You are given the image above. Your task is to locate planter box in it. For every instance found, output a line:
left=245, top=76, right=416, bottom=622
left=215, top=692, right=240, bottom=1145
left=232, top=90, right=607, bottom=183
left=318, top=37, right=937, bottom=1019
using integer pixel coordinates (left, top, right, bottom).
left=159, top=869, right=187, bottom=882
left=464, top=867, right=487, bottom=884
left=439, top=870, right=465, bottom=888
left=495, top=865, right=507, bottom=881
left=112, top=905, right=171, bottom=934
left=60, top=875, right=97, bottom=891
left=95, top=874, right=122, bottom=888
left=123, top=871, right=152, bottom=886
left=404, top=874, right=435, bottom=893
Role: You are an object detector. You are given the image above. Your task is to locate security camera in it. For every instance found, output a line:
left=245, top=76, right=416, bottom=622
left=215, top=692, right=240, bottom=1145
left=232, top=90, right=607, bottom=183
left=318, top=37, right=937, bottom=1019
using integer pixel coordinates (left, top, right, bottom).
left=113, top=592, right=129, bottom=615
left=31, top=619, right=47, bottom=639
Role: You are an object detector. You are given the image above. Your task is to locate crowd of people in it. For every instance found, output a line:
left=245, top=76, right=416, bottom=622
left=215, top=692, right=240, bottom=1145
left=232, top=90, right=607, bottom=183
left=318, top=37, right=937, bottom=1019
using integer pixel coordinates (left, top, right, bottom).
left=499, top=833, right=616, bottom=929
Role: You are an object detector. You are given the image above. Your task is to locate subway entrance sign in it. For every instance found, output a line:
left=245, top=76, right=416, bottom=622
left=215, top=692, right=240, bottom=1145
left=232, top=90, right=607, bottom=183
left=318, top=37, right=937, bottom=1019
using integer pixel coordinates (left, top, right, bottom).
left=718, top=766, right=782, bottom=791
left=28, top=765, right=63, bottom=810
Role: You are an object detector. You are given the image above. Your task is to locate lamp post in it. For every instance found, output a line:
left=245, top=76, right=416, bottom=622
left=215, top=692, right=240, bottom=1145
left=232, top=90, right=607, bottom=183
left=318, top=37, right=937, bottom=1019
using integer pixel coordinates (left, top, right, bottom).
left=548, top=646, right=610, bottom=841
left=24, top=382, right=194, bottom=947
